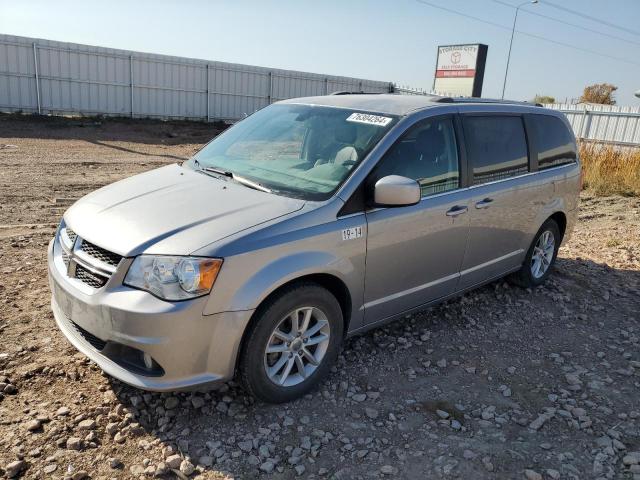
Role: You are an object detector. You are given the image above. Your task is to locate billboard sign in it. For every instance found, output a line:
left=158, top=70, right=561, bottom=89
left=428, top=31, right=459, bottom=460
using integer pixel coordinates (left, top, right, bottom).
left=433, top=44, right=488, bottom=97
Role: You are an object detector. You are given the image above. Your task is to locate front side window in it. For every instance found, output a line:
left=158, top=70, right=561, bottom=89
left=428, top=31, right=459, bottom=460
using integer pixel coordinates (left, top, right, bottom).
left=189, top=104, right=398, bottom=200
left=371, top=116, right=460, bottom=197
left=463, top=116, right=529, bottom=185
left=529, top=114, right=577, bottom=170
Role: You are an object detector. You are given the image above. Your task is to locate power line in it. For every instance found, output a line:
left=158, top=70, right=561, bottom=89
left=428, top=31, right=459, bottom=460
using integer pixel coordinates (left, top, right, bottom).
left=492, top=0, right=640, bottom=47
left=539, top=0, right=640, bottom=38
left=414, top=0, right=640, bottom=67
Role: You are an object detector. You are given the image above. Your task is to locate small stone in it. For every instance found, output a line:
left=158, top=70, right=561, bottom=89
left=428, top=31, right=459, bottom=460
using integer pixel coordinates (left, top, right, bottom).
left=109, top=457, right=123, bottom=469
left=238, top=440, right=253, bottom=452
left=3, top=384, right=17, bottom=394
left=5, top=460, right=26, bottom=478
left=381, top=465, right=397, bottom=475
left=72, top=471, right=88, bottom=480
left=130, top=465, right=145, bottom=475
left=436, top=409, right=450, bottom=419
left=26, top=419, right=42, bottom=432
left=199, top=456, right=213, bottom=467
left=179, top=459, right=195, bottom=476
left=437, top=359, right=447, bottom=368
left=78, top=419, right=96, bottom=430
left=43, top=464, right=57, bottom=474
left=623, top=452, right=640, bottom=466
left=166, top=454, right=182, bottom=469
left=546, top=469, right=560, bottom=480
left=66, top=437, right=82, bottom=450
left=106, top=422, right=119, bottom=436
left=565, top=373, right=581, bottom=385
left=260, top=461, right=275, bottom=473
left=56, top=406, right=71, bottom=417
left=352, top=393, right=367, bottom=402
left=463, top=450, right=476, bottom=459
left=191, top=396, right=205, bottom=409
left=164, top=396, right=180, bottom=409
left=524, top=469, right=542, bottom=480
left=365, top=408, right=379, bottom=419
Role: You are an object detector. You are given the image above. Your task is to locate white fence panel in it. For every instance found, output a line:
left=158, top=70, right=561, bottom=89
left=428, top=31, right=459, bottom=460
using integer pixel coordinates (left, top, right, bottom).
left=545, top=103, right=640, bottom=147
left=0, top=34, right=392, bottom=121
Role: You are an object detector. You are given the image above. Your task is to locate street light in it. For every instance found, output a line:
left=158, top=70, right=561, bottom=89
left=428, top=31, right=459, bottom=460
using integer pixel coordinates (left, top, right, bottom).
left=501, top=0, right=538, bottom=99
left=635, top=90, right=640, bottom=99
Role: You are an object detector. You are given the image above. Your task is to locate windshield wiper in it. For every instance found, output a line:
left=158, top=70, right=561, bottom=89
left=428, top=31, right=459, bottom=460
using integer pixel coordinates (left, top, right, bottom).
left=202, top=167, right=272, bottom=193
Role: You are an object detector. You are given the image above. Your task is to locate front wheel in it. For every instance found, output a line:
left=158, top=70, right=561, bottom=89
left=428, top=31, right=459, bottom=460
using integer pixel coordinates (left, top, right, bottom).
left=238, top=283, right=343, bottom=403
left=510, top=219, right=561, bottom=288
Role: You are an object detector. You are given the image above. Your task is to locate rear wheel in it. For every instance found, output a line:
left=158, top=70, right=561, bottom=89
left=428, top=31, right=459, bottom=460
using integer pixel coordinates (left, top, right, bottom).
left=510, top=219, right=561, bottom=288
left=239, top=283, right=343, bottom=403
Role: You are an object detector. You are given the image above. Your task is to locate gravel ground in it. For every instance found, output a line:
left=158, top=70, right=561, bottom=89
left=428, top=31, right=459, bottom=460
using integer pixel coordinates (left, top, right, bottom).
left=1, top=114, right=639, bottom=480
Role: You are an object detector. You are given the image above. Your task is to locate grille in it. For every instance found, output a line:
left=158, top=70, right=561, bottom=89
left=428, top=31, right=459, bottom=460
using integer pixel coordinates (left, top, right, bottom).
left=65, top=227, right=77, bottom=245
left=70, top=320, right=107, bottom=351
left=81, top=241, right=123, bottom=268
left=62, top=250, right=70, bottom=267
left=75, top=264, right=109, bottom=289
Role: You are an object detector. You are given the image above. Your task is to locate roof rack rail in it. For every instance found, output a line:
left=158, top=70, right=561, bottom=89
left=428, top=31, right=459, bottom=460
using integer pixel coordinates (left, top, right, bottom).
left=433, top=97, right=542, bottom=107
left=329, top=91, right=385, bottom=95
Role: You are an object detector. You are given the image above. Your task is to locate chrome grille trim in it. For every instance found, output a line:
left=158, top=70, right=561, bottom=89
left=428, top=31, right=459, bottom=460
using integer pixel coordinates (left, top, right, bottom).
left=57, top=229, right=122, bottom=290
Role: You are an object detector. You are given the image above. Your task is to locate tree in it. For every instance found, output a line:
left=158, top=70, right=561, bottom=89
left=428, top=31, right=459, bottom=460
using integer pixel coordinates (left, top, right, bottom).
left=532, top=94, right=556, bottom=104
left=579, top=83, right=617, bottom=105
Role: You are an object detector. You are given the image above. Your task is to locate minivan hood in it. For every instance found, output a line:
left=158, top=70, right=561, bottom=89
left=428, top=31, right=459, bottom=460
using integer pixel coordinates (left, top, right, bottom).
left=65, top=164, right=305, bottom=256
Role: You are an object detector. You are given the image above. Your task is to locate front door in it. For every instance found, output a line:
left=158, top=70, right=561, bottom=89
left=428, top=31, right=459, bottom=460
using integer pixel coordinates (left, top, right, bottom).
left=363, top=115, right=471, bottom=323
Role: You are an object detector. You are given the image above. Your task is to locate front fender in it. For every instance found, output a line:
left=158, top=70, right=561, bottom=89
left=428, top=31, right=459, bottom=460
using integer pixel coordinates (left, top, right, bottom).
left=229, top=250, right=354, bottom=312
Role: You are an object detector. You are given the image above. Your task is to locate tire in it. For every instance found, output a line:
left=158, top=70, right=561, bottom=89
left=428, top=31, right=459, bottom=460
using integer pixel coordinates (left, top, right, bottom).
left=239, top=282, right=344, bottom=403
left=510, top=219, right=561, bottom=288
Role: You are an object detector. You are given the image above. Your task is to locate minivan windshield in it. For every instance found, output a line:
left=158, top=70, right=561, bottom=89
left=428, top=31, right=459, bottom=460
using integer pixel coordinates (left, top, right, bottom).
left=189, top=104, right=398, bottom=200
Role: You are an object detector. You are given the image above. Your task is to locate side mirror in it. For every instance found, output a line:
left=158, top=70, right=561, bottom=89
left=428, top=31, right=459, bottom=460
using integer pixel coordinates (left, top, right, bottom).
left=373, top=175, right=421, bottom=207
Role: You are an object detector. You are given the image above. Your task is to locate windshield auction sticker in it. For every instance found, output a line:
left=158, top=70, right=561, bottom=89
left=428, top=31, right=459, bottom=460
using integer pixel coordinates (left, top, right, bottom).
left=346, top=112, right=393, bottom=127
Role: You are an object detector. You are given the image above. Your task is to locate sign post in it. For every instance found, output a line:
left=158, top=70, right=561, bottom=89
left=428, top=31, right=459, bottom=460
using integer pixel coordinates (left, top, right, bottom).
left=432, top=44, right=488, bottom=98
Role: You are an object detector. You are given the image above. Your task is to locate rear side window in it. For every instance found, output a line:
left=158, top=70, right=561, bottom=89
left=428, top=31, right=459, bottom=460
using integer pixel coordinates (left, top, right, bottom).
left=463, top=116, right=529, bottom=185
left=529, top=115, right=577, bottom=170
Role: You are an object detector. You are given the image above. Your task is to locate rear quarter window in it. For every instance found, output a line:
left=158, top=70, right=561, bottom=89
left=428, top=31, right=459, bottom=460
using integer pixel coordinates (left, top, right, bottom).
left=463, top=116, right=529, bottom=185
left=529, top=114, right=577, bottom=170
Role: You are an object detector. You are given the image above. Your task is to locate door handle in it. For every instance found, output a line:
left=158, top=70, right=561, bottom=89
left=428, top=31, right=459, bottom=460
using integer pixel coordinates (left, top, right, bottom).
left=475, top=198, right=494, bottom=209
left=446, top=205, right=468, bottom=217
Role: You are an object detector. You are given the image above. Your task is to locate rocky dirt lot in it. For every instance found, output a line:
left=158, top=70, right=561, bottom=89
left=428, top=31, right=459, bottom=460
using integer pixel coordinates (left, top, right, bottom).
left=1, top=114, right=639, bottom=480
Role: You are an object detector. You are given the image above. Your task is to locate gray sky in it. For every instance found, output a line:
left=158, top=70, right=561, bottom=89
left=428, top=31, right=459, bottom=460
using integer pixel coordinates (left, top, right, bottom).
left=1, top=0, right=639, bottom=104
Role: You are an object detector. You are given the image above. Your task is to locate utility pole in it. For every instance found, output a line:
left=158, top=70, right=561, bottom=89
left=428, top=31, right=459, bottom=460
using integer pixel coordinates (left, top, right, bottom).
left=502, top=0, right=538, bottom=99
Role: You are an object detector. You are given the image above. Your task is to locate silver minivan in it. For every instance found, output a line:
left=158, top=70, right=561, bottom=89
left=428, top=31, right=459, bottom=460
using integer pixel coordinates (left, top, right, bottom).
left=48, top=94, right=580, bottom=403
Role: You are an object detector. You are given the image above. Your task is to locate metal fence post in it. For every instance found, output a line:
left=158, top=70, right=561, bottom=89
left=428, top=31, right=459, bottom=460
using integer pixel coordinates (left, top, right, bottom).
left=268, top=71, right=273, bottom=104
left=324, top=78, right=328, bottom=95
left=206, top=64, right=210, bottom=122
left=129, top=55, right=134, bottom=118
left=582, top=110, right=592, bottom=140
left=32, top=43, right=41, bottom=114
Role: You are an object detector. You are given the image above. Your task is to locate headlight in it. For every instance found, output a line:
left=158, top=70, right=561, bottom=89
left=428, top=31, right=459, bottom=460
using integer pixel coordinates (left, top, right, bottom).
left=124, top=256, right=223, bottom=301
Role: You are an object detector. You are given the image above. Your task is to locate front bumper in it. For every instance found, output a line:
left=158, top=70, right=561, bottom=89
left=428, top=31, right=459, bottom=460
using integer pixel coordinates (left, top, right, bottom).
left=48, top=239, right=254, bottom=391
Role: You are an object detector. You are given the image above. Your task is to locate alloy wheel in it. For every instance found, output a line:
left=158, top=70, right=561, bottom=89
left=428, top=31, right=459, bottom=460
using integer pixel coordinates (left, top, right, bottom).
left=530, top=230, right=555, bottom=279
left=263, top=306, right=331, bottom=387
